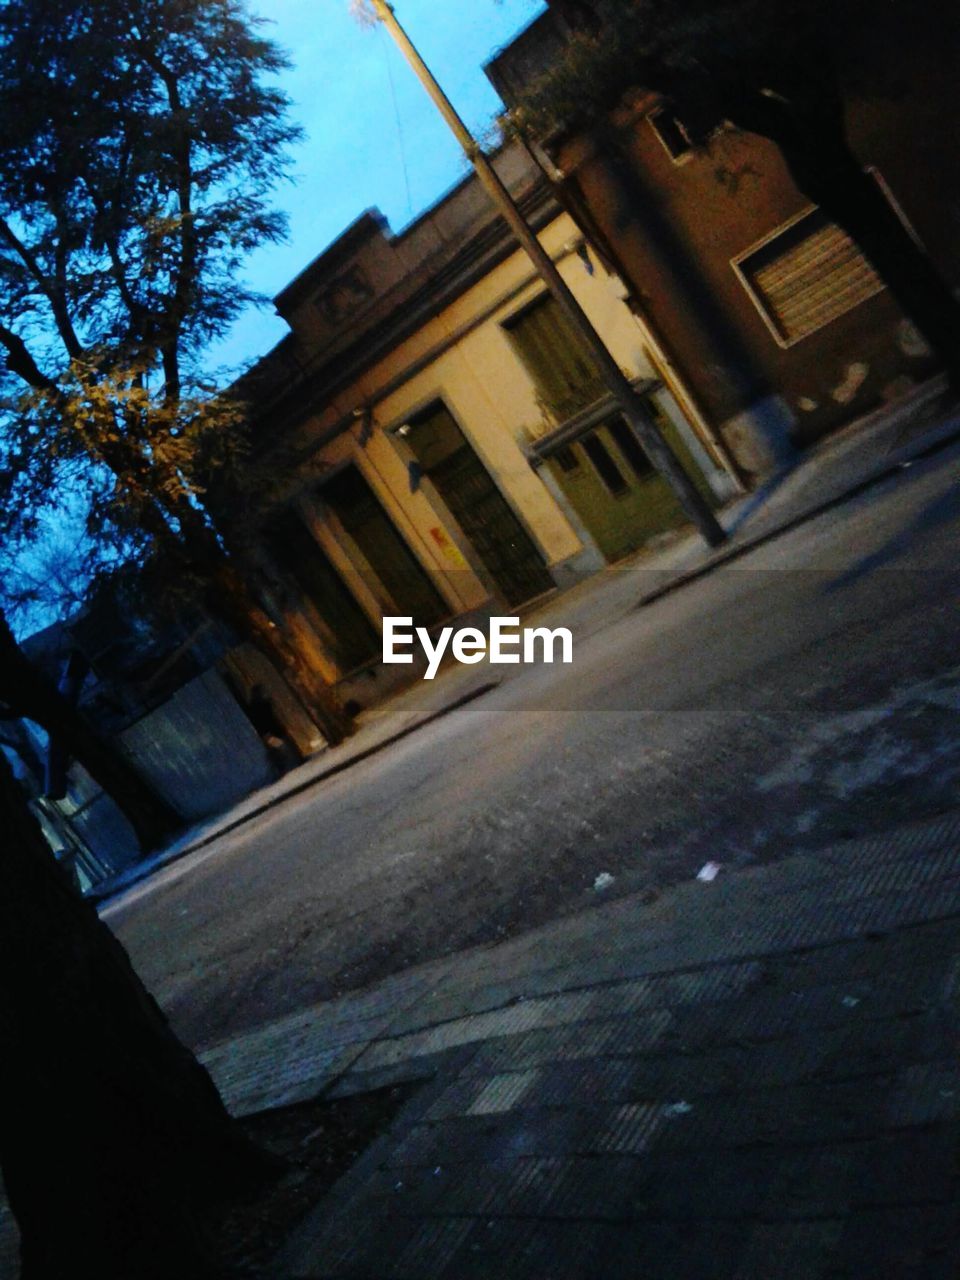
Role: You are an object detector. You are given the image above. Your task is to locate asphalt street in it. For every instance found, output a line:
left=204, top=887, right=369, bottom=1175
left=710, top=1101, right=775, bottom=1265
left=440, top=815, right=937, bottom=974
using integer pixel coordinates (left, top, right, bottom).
left=108, top=441, right=960, bottom=1051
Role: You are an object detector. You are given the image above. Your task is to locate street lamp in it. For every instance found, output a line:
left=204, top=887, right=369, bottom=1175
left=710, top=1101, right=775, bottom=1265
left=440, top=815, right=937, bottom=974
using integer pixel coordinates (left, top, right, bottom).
left=354, top=0, right=726, bottom=548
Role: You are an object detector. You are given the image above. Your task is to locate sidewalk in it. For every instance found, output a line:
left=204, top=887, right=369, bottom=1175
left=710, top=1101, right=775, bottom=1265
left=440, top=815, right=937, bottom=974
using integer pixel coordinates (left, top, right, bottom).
left=187, top=803, right=960, bottom=1278
left=93, top=378, right=960, bottom=906
left=3, top=803, right=958, bottom=1275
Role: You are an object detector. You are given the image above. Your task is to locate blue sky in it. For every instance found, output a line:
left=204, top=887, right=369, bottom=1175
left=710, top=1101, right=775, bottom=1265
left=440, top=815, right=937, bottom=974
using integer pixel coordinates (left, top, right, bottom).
left=211, top=0, right=546, bottom=374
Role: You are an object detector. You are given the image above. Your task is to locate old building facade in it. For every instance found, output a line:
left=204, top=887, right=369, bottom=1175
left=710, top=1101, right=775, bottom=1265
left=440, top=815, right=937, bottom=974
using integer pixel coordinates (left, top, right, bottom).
left=486, top=3, right=958, bottom=475
left=241, top=143, right=736, bottom=712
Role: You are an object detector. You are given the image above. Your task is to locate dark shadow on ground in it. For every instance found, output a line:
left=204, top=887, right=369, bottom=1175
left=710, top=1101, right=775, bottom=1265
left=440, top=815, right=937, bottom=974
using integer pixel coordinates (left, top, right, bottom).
left=822, top=480, right=960, bottom=595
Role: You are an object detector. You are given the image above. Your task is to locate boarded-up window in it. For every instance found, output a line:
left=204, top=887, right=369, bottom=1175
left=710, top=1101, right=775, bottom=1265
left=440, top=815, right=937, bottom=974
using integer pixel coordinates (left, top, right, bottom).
left=735, top=209, right=884, bottom=346
left=504, top=293, right=607, bottom=421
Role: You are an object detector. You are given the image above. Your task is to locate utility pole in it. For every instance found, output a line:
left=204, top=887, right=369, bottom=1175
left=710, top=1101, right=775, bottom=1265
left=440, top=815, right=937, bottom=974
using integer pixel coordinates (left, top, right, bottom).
left=365, top=0, right=726, bottom=548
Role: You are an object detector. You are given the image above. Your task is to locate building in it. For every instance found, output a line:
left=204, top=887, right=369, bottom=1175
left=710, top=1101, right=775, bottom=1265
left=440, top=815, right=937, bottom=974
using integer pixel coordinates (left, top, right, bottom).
left=239, top=141, right=738, bottom=713
left=485, top=3, right=957, bottom=475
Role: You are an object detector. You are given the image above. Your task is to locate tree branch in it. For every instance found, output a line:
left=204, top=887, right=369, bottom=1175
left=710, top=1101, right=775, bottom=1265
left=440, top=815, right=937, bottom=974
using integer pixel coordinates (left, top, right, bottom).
left=0, top=218, right=83, bottom=361
left=81, top=176, right=147, bottom=341
left=50, top=212, right=84, bottom=360
left=0, top=323, right=57, bottom=391
left=134, top=43, right=196, bottom=404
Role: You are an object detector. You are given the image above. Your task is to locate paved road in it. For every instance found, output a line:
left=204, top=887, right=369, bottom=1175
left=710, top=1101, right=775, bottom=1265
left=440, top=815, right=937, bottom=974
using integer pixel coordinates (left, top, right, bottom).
left=109, top=442, right=960, bottom=1050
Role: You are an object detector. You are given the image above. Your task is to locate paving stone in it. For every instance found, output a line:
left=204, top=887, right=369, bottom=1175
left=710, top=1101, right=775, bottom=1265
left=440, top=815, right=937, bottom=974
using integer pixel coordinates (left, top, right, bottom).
left=438, top=1218, right=657, bottom=1280
left=259, top=807, right=960, bottom=1277
left=462, top=1008, right=674, bottom=1077
left=433, top=1015, right=953, bottom=1120
left=467, top=1070, right=542, bottom=1116
left=284, top=1206, right=422, bottom=1278
left=757, top=1130, right=960, bottom=1218
left=886, top=1060, right=960, bottom=1125
left=206, top=1039, right=365, bottom=1114
left=328, top=1044, right=484, bottom=1100
left=415, top=960, right=765, bottom=1035
left=335, top=1125, right=960, bottom=1245
left=351, top=991, right=603, bottom=1075
left=380, top=1054, right=960, bottom=1175
left=423, top=1161, right=513, bottom=1217
left=385, top=1217, right=477, bottom=1279
left=847, top=1129, right=960, bottom=1206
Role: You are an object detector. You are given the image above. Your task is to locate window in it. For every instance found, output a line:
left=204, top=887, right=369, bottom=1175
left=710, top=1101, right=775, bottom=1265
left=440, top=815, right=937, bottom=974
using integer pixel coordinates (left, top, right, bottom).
left=649, top=108, right=693, bottom=161
left=733, top=208, right=885, bottom=346
left=582, top=432, right=628, bottom=495
left=607, top=417, right=654, bottom=480
left=504, top=294, right=606, bottom=421
left=554, top=445, right=581, bottom=473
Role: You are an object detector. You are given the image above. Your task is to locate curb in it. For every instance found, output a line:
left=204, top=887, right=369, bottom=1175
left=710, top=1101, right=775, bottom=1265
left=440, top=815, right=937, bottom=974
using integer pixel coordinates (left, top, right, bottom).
left=96, top=414, right=960, bottom=906
left=637, top=421, right=960, bottom=611
left=92, top=679, right=501, bottom=906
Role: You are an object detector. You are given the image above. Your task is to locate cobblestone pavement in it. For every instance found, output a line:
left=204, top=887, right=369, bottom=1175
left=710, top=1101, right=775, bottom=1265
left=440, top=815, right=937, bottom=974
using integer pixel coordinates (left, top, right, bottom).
left=190, top=806, right=960, bottom=1279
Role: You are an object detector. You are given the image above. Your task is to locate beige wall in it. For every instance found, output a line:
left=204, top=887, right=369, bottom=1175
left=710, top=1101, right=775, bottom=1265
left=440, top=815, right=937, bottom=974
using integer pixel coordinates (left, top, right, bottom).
left=280, top=211, right=662, bottom=646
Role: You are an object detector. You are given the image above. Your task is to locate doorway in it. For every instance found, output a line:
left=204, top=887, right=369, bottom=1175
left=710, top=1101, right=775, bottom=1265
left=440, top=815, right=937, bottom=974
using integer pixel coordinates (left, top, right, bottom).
left=402, top=401, right=553, bottom=607
left=545, top=402, right=717, bottom=563
left=319, top=465, right=448, bottom=628
left=263, top=510, right=380, bottom=674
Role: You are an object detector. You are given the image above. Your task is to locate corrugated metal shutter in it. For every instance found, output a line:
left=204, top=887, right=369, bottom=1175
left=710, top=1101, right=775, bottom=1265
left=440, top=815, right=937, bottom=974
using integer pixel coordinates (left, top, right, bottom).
left=740, top=210, right=884, bottom=344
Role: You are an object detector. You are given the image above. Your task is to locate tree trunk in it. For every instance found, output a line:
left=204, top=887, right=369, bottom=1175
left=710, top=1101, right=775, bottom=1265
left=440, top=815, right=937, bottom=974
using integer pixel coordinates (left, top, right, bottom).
left=0, top=753, right=277, bottom=1278
left=0, top=616, right=180, bottom=852
left=147, top=490, right=356, bottom=749
left=210, top=565, right=355, bottom=748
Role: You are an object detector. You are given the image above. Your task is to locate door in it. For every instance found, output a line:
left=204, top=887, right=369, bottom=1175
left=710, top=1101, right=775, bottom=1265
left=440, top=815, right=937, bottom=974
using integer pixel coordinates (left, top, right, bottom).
left=546, top=404, right=718, bottom=562
left=403, top=401, right=553, bottom=607
left=263, top=510, right=380, bottom=673
left=320, top=465, right=448, bottom=628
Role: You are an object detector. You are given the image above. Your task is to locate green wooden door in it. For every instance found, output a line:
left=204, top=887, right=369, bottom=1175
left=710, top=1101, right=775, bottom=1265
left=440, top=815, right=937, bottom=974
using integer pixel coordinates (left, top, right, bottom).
left=263, top=511, right=380, bottom=674
left=547, top=404, right=717, bottom=563
left=320, top=465, right=448, bottom=628
left=404, top=402, right=553, bottom=607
